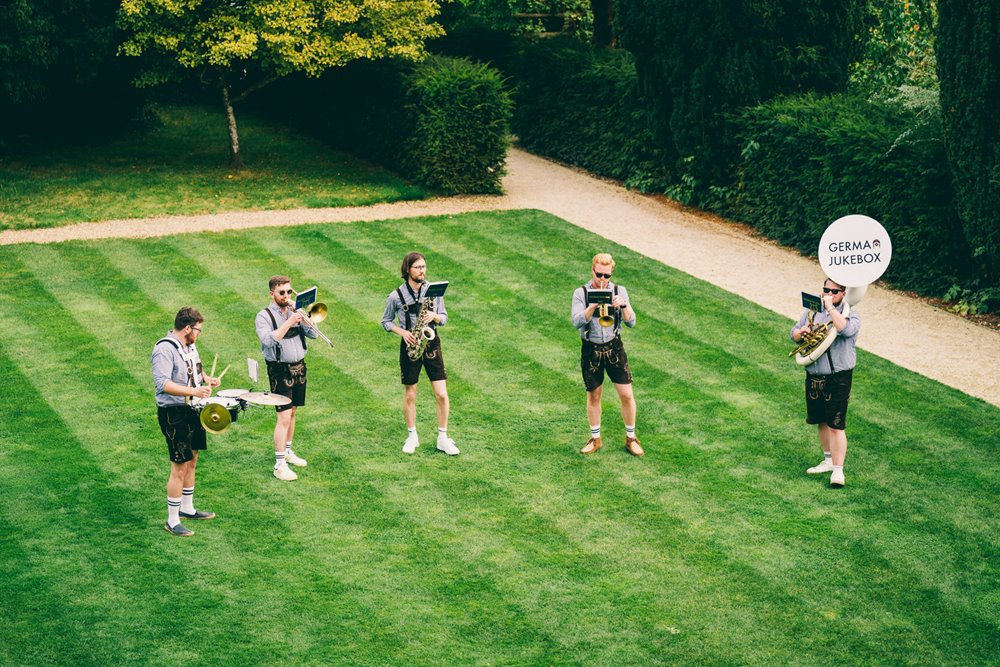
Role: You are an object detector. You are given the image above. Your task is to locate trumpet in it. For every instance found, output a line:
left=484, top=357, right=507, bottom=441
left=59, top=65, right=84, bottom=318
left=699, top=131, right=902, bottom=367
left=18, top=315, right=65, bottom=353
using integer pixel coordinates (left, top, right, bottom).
left=596, top=277, right=615, bottom=327
left=293, top=292, right=334, bottom=348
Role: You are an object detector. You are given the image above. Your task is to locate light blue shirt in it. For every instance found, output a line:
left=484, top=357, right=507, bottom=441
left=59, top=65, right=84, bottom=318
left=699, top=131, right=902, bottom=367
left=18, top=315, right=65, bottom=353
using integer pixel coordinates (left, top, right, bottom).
left=572, top=281, right=635, bottom=343
left=151, top=331, right=203, bottom=407
left=382, top=282, right=448, bottom=333
left=790, top=303, right=861, bottom=375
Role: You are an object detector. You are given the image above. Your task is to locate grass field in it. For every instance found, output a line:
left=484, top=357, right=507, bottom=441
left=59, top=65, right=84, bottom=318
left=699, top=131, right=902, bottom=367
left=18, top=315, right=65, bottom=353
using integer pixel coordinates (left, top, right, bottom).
left=0, top=210, right=996, bottom=666
left=0, top=105, right=425, bottom=231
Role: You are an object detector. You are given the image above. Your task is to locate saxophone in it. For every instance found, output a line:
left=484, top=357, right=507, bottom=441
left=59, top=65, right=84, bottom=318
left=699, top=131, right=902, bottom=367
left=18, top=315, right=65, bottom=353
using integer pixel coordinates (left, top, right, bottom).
left=406, top=294, right=436, bottom=361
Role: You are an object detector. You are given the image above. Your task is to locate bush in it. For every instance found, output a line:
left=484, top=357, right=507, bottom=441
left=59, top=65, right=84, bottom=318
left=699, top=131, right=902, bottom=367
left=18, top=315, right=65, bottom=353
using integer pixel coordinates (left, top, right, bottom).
left=258, top=56, right=511, bottom=195
left=505, top=39, right=668, bottom=191
left=732, top=92, right=971, bottom=295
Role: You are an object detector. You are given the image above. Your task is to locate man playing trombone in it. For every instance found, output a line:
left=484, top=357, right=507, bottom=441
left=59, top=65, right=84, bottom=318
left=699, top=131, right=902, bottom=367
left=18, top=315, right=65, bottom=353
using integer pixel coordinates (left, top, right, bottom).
left=255, top=275, right=317, bottom=481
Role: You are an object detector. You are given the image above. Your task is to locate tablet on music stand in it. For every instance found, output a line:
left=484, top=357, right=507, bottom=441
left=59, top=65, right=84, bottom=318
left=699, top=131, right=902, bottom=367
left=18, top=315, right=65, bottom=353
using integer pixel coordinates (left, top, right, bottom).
left=423, top=281, right=449, bottom=298
left=586, top=288, right=613, bottom=304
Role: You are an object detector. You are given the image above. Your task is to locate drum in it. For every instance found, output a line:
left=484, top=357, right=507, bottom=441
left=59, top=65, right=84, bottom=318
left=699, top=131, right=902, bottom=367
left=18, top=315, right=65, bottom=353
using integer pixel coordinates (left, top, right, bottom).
left=218, top=388, right=250, bottom=399
left=191, top=396, right=242, bottom=422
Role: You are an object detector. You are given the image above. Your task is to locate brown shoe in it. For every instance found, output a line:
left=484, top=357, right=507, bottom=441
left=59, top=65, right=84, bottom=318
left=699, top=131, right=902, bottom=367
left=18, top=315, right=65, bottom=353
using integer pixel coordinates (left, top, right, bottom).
left=580, top=436, right=603, bottom=454
left=625, top=436, right=644, bottom=457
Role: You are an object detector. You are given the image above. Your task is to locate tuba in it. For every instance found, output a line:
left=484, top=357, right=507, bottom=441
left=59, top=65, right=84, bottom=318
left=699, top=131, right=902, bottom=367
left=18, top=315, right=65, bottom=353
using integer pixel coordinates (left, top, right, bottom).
left=406, top=291, right=436, bottom=361
left=791, top=214, right=891, bottom=365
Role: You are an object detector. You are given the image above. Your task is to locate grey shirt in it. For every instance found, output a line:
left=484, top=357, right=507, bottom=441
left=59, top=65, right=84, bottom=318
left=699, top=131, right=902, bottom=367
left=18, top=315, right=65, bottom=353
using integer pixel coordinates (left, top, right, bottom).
left=382, top=282, right=448, bottom=333
left=256, top=302, right=317, bottom=363
left=151, top=331, right=203, bottom=407
left=572, top=282, right=636, bottom=343
left=790, top=303, right=861, bottom=375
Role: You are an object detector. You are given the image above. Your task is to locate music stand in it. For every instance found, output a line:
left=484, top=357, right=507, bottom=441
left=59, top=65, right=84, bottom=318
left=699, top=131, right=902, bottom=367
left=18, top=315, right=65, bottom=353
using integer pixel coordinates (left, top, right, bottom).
left=423, top=281, right=449, bottom=298
left=801, top=292, right=822, bottom=311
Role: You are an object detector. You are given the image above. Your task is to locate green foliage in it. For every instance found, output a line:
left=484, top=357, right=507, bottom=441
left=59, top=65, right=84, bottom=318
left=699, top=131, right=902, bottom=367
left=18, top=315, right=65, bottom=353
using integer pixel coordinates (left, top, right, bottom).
left=257, top=56, right=511, bottom=194
left=1, top=210, right=998, bottom=664
left=454, top=0, right=592, bottom=37
left=850, top=0, right=938, bottom=96
left=506, top=39, right=669, bottom=191
left=937, top=0, right=1000, bottom=284
left=732, top=92, right=970, bottom=295
left=0, top=0, right=141, bottom=149
left=616, top=0, right=866, bottom=202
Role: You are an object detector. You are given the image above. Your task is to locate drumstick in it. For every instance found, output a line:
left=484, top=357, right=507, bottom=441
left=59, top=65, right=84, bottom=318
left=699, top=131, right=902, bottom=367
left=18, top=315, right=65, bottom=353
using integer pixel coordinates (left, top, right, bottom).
left=209, top=353, right=218, bottom=379
left=216, top=365, right=231, bottom=383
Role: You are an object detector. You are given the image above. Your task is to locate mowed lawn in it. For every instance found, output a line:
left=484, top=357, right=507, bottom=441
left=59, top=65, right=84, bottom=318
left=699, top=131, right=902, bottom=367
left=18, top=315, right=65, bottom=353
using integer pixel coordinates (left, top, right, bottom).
left=0, top=210, right=996, bottom=666
left=0, top=105, right=425, bottom=231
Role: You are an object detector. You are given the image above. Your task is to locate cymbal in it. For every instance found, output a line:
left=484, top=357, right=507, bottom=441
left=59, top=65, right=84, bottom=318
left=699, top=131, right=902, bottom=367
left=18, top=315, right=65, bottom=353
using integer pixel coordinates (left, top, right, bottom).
left=242, top=391, right=292, bottom=407
left=199, top=403, right=232, bottom=434
left=218, top=388, right=250, bottom=399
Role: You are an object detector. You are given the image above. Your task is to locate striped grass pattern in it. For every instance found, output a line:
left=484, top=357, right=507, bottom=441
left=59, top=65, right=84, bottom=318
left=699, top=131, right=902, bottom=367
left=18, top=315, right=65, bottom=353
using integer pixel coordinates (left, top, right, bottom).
left=0, top=210, right=996, bottom=665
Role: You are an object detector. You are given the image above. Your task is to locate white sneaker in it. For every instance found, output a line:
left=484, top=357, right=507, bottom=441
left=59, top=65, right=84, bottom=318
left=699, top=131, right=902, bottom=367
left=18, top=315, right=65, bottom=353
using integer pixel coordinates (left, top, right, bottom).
left=437, top=438, right=460, bottom=456
left=285, top=450, right=308, bottom=467
left=830, top=469, right=845, bottom=487
left=402, top=436, right=419, bottom=454
left=273, top=463, right=298, bottom=481
left=807, top=459, right=834, bottom=474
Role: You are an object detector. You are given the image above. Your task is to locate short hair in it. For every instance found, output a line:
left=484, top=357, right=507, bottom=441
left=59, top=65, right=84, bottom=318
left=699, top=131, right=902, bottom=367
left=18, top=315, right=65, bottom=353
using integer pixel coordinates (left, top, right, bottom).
left=174, top=307, right=203, bottom=330
left=401, top=252, right=426, bottom=279
left=269, top=275, right=291, bottom=292
left=824, top=277, right=846, bottom=290
left=592, top=253, right=615, bottom=269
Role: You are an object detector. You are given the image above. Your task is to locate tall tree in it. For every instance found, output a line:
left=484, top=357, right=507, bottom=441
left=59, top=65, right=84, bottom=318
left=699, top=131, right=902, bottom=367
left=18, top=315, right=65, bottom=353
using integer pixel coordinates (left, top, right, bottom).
left=616, top=0, right=864, bottom=198
left=937, top=0, right=1000, bottom=283
left=119, top=0, right=444, bottom=169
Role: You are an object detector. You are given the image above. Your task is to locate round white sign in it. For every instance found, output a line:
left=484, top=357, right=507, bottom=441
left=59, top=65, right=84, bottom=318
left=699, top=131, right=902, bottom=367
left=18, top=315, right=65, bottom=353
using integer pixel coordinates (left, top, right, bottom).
left=817, top=214, right=892, bottom=287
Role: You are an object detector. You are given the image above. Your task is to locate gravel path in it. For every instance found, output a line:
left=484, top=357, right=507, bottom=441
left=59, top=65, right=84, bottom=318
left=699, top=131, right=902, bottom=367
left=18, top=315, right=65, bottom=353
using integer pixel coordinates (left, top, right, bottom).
left=3, top=148, right=998, bottom=407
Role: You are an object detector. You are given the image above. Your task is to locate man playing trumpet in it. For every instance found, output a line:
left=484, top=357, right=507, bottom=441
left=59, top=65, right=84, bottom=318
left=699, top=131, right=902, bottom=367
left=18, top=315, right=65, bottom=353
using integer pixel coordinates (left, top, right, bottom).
left=790, top=278, right=861, bottom=487
left=572, top=253, right=642, bottom=456
left=381, top=252, right=459, bottom=456
left=255, top=275, right=317, bottom=481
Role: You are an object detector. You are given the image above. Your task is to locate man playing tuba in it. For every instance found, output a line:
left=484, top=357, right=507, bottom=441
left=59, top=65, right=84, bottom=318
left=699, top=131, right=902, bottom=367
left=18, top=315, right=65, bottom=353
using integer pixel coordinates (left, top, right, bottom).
left=790, top=278, right=861, bottom=487
left=381, top=252, right=459, bottom=456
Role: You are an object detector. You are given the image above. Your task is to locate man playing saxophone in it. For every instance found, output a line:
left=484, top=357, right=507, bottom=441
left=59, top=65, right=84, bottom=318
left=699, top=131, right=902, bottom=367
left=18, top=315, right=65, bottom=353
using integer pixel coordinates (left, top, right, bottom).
left=572, top=253, right=642, bottom=456
left=381, top=252, right=459, bottom=456
left=790, top=277, right=861, bottom=487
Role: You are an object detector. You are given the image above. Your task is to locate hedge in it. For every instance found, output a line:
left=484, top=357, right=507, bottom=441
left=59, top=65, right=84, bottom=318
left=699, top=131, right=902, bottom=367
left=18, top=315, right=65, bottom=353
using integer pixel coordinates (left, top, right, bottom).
left=732, top=92, right=970, bottom=295
left=257, top=56, right=511, bottom=195
left=505, top=39, right=668, bottom=192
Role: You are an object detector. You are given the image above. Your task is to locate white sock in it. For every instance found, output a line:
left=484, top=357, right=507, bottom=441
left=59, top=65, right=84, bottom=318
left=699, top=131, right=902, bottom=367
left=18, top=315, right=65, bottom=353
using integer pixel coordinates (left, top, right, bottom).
left=590, top=425, right=601, bottom=439
left=275, top=451, right=285, bottom=468
left=167, top=497, right=181, bottom=527
left=286, top=442, right=293, bottom=454
left=823, top=452, right=832, bottom=461
left=407, top=427, right=417, bottom=438
left=181, top=487, right=195, bottom=514
left=625, top=424, right=636, bottom=438
left=437, top=427, right=448, bottom=441
left=832, top=465, right=843, bottom=473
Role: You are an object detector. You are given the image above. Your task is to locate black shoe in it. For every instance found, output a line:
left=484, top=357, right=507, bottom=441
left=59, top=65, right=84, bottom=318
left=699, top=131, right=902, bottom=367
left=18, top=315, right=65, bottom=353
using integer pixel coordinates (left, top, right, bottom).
left=180, top=510, right=216, bottom=520
left=164, top=522, right=194, bottom=537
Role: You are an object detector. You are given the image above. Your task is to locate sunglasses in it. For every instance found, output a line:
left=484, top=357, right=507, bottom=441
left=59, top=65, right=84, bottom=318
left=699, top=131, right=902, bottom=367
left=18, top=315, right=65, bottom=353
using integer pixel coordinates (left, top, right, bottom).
left=276, top=289, right=293, bottom=296
left=594, top=272, right=612, bottom=279
left=823, top=287, right=843, bottom=294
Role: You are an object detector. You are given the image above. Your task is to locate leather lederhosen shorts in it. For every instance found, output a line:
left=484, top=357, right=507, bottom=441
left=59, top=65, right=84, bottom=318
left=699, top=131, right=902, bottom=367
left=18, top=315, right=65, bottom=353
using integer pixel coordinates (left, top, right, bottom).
left=158, top=405, right=207, bottom=464
left=266, top=360, right=307, bottom=412
left=399, top=335, right=447, bottom=385
left=805, top=369, right=853, bottom=430
left=581, top=336, right=632, bottom=392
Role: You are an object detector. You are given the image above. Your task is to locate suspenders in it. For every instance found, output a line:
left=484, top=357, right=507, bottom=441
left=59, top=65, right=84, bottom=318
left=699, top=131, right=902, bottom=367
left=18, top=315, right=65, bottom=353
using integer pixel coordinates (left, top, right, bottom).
left=264, top=307, right=307, bottom=362
left=396, top=284, right=435, bottom=332
left=155, top=337, right=199, bottom=387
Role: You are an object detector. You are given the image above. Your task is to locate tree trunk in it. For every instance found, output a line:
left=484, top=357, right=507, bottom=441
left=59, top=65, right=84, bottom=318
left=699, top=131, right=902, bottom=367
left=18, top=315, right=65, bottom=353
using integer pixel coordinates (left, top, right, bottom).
left=591, top=0, right=615, bottom=47
left=221, top=80, right=243, bottom=170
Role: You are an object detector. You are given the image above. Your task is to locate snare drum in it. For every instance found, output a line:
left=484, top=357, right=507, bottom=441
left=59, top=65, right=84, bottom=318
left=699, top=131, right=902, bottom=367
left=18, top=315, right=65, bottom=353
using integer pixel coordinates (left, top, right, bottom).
left=191, top=396, right=242, bottom=422
left=218, top=388, right=250, bottom=399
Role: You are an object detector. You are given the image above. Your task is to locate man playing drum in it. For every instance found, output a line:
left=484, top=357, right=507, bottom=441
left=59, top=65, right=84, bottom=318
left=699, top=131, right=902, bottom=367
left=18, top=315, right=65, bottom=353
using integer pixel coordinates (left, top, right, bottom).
left=790, top=278, right=861, bottom=487
left=152, top=307, right=221, bottom=537
left=256, top=276, right=317, bottom=481
left=572, top=253, right=643, bottom=456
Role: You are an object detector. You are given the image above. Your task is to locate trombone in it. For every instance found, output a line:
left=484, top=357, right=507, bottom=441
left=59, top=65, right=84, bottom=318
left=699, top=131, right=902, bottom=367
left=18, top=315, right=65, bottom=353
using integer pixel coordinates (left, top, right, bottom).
left=293, top=290, right=334, bottom=348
